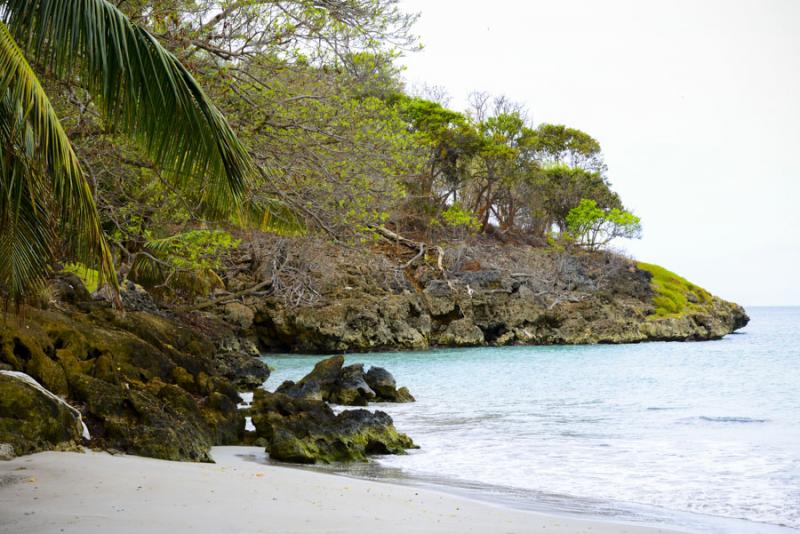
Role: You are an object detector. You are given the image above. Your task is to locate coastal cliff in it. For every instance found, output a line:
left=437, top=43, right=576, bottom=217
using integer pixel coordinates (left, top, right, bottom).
left=233, top=240, right=749, bottom=353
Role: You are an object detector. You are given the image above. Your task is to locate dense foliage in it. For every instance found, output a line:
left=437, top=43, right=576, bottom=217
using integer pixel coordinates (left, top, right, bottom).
left=1, top=0, right=642, bottom=306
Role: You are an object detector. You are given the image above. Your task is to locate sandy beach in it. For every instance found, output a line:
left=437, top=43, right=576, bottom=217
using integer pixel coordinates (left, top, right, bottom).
left=0, top=446, right=677, bottom=534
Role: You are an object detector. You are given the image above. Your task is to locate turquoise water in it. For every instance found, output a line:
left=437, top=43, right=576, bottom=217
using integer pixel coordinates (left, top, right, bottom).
left=261, top=307, right=800, bottom=533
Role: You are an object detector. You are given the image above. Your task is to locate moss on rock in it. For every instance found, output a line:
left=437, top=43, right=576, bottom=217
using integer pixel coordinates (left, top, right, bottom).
left=0, top=372, right=83, bottom=456
left=251, top=390, right=415, bottom=464
left=0, top=305, right=245, bottom=462
left=637, top=262, right=712, bottom=318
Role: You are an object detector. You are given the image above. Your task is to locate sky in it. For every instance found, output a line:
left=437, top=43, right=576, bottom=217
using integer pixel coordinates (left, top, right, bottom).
left=398, top=0, right=800, bottom=306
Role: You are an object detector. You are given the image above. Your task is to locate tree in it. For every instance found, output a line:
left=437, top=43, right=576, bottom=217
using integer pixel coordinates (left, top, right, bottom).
left=565, top=199, right=642, bottom=251
left=468, top=100, right=536, bottom=233
left=540, top=164, right=621, bottom=233
left=0, top=0, right=252, bottom=303
left=392, top=95, right=479, bottom=232
left=530, top=123, right=606, bottom=173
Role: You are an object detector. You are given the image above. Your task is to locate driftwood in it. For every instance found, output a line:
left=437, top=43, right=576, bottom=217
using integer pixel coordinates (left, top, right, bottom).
left=368, top=225, right=452, bottom=289
left=179, top=279, right=273, bottom=312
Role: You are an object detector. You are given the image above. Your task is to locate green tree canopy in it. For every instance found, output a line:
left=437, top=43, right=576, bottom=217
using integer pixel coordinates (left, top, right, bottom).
left=566, top=199, right=642, bottom=251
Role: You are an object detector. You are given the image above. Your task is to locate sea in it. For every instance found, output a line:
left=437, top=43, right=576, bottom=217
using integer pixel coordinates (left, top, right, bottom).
left=258, top=307, right=800, bottom=533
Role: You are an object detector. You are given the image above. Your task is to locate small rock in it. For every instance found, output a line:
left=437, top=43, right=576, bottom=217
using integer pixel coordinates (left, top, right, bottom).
left=0, top=443, right=14, bottom=461
left=223, top=303, right=255, bottom=330
left=329, top=364, right=375, bottom=406
left=365, top=367, right=415, bottom=403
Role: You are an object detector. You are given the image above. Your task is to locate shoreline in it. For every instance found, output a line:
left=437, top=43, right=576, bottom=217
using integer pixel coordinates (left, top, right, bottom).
left=247, top=449, right=798, bottom=534
left=0, top=446, right=678, bottom=534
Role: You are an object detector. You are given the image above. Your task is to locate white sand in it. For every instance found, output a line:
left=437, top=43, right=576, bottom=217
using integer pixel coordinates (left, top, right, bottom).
left=0, top=447, right=679, bottom=534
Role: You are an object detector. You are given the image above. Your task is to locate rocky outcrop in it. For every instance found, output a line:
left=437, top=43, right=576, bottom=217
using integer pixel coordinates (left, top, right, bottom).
left=276, top=356, right=414, bottom=405
left=250, top=389, right=415, bottom=464
left=365, top=367, right=415, bottom=403
left=0, top=303, right=245, bottom=462
left=0, top=371, right=84, bottom=458
left=250, top=253, right=749, bottom=353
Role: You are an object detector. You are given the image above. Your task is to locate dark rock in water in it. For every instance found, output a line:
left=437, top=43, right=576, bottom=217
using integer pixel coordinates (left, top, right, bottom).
left=278, top=356, right=408, bottom=406
left=365, top=367, right=415, bottom=403
left=329, top=364, right=375, bottom=406
left=214, top=351, right=270, bottom=390
left=0, top=371, right=84, bottom=457
left=275, top=355, right=364, bottom=405
left=305, top=354, right=345, bottom=387
left=276, top=379, right=322, bottom=401
left=395, top=387, right=415, bottom=403
left=277, top=355, right=342, bottom=400
left=250, top=390, right=415, bottom=464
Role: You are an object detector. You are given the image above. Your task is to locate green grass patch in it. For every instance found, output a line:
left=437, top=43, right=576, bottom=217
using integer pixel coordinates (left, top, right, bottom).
left=63, top=263, right=100, bottom=293
left=637, top=262, right=712, bottom=318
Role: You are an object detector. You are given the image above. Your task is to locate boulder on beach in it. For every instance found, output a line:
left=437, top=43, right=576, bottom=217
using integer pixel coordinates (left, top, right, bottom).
left=0, top=302, right=245, bottom=462
left=250, top=389, right=415, bottom=464
left=0, top=371, right=84, bottom=457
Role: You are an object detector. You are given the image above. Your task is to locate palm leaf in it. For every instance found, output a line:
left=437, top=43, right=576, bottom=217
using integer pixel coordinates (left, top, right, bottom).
left=2, top=0, right=253, bottom=217
left=234, top=197, right=307, bottom=236
left=129, top=230, right=234, bottom=300
left=0, top=21, right=115, bottom=302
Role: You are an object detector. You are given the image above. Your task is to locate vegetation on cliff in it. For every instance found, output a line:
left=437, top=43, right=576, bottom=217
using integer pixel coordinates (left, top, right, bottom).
left=0, top=1, right=751, bottom=466
left=637, top=262, right=713, bottom=318
left=1, top=0, right=649, bottom=310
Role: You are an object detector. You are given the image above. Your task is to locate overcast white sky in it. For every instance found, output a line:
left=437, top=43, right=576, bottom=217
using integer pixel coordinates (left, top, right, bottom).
left=398, top=0, right=799, bottom=306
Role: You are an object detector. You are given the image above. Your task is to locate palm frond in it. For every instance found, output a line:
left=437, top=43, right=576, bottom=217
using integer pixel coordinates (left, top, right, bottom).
left=0, top=21, right=115, bottom=302
left=2, top=0, right=253, bottom=217
left=235, top=198, right=307, bottom=236
left=128, top=230, right=235, bottom=300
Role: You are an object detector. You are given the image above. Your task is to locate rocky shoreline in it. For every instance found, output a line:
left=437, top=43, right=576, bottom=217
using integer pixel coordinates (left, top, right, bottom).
left=0, top=274, right=419, bottom=464
left=245, top=252, right=749, bottom=353
left=0, top=248, right=749, bottom=466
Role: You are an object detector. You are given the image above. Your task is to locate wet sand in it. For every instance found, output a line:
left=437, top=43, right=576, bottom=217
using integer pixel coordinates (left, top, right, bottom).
left=0, top=446, right=679, bottom=534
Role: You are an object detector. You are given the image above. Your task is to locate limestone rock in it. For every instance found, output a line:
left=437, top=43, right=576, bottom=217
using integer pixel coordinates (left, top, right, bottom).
left=0, top=443, right=14, bottom=461
left=251, top=256, right=749, bottom=352
left=223, top=302, right=255, bottom=330
left=435, top=318, right=484, bottom=347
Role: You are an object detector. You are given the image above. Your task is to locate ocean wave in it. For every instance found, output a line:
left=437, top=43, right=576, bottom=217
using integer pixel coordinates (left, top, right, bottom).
left=697, top=416, right=769, bottom=424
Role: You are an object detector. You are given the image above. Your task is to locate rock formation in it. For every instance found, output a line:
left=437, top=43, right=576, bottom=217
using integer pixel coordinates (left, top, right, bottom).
left=250, top=389, right=415, bottom=463
left=276, top=356, right=414, bottom=405
left=247, top=251, right=749, bottom=353
left=0, top=302, right=245, bottom=462
left=0, top=371, right=85, bottom=458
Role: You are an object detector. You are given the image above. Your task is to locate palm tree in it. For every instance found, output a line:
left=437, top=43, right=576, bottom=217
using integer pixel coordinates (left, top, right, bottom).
left=0, top=0, right=253, bottom=304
